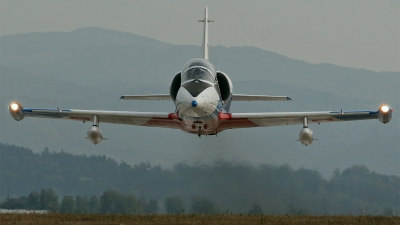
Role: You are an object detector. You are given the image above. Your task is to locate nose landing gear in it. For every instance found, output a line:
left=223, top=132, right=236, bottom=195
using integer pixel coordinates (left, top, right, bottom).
left=192, top=120, right=205, bottom=138
left=192, top=121, right=214, bottom=137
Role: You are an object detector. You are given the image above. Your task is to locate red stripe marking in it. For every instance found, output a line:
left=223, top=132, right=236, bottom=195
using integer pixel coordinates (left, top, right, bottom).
left=168, top=113, right=179, bottom=119
left=312, top=118, right=333, bottom=122
left=218, top=112, right=232, bottom=120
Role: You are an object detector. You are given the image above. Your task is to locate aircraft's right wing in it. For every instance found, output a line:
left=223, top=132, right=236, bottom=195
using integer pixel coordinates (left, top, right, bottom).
left=8, top=101, right=183, bottom=144
left=232, top=94, right=292, bottom=101
left=8, top=102, right=182, bottom=129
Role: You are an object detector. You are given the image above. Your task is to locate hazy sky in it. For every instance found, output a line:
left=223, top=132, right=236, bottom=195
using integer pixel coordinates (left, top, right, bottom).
left=1, top=0, right=399, bottom=72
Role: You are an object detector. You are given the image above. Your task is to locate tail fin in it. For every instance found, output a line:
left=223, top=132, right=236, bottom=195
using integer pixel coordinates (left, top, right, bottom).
left=198, top=6, right=213, bottom=60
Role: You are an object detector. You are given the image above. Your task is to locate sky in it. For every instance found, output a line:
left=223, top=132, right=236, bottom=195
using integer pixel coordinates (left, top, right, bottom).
left=0, top=0, right=399, bottom=72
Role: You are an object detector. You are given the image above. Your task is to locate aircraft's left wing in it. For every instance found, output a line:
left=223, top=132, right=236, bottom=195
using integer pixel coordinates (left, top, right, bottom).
left=120, top=94, right=172, bottom=101
left=8, top=102, right=182, bottom=129
left=217, top=105, right=393, bottom=130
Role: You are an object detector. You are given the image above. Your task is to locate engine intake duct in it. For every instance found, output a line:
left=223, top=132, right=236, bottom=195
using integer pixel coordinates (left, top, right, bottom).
left=170, top=72, right=181, bottom=101
left=216, top=72, right=232, bottom=102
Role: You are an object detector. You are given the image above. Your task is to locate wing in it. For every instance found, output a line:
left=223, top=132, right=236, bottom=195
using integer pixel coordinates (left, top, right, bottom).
left=119, top=94, right=290, bottom=101
left=217, top=107, right=392, bottom=130
left=232, top=94, right=292, bottom=101
left=120, top=94, right=172, bottom=101
left=9, top=102, right=182, bottom=129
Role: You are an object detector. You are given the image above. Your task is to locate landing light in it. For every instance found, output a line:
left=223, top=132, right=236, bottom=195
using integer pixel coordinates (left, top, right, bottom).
left=11, top=103, right=19, bottom=111
left=381, top=105, right=389, bottom=113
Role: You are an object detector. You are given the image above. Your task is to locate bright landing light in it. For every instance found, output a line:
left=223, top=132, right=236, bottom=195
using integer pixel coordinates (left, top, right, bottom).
left=11, top=103, right=19, bottom=111
left=381, top=105, right=389, bottom=113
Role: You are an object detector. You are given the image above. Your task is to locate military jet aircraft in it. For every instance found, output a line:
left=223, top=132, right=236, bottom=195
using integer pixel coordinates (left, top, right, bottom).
left=8, top=7, right=393, bottom=146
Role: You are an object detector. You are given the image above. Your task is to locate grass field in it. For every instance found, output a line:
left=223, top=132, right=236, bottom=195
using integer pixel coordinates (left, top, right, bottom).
left=1, top=214, right=399, bottom=225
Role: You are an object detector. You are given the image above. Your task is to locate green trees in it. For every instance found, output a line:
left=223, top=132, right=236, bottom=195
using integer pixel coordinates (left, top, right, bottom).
left=89, top=196, right=100, bottom=213
left=164, top=197, right=184, bottom=214
left=248, top=204, right=263, bottom=215
left=0, top=190, right=143, bottom=214
left=191, top=197, right=218, bottom=214
left=0, top=197, right=27, bottom=209
left=27, top=191, right=40, bottom=210
left=147, top=199, right=159, bottom=214
left=59, top=196, right=76, bottom=213
left=40, top=189, right=59, bottom=212
left=48, top=194, right=100, bottom=214
left=1, top=143, right=399, bottom=215
left=0, top=189, right=57, bottom=212
left=76, top=196, right=90, bottom=213
left=100, top=190, right=141, bottom=214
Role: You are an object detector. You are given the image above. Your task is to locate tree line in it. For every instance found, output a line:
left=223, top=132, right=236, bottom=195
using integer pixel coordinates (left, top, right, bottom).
left=0, top=143, right=399, bottom=215
left=0, top=189, right=226, bottom=214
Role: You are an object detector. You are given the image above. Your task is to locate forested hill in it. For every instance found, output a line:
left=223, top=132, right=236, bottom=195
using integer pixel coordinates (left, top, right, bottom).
left=0, top=143, right=399, bottom=215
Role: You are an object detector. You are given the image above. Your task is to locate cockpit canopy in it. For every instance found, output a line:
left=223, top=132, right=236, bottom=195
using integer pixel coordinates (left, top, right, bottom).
left=181, top=58, right=216, bottom=84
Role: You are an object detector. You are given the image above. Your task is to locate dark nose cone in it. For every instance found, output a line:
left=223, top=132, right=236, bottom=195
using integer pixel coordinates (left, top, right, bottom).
left=191, top=100, right=198, bottom=107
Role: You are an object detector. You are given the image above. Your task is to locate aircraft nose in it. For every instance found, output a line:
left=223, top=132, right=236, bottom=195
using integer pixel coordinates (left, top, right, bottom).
left=191, top=100, right=198, bottom=107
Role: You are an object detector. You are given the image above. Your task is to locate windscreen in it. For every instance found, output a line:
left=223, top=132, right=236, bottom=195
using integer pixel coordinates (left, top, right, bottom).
left=181, top=58, right=216, bottom=84
left=182, top=67, right=214, bottom=83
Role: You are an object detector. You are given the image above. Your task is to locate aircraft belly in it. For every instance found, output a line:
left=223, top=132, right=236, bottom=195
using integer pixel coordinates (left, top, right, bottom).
left=177, top=110, right=219, bottom=135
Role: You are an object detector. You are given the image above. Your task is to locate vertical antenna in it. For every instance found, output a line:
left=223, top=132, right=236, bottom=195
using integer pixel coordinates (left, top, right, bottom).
left=198, top=6, right=213, bottom=60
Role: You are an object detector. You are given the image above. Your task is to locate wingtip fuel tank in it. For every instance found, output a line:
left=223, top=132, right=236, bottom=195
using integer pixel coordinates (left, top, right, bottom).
left=9, top=102, right=25, bottom=121
left=378, top=104, right=392, bottom=124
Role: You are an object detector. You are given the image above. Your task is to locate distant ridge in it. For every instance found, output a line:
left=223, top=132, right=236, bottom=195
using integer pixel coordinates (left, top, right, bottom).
left=70, top=27, right=170, bottom=45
